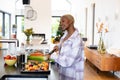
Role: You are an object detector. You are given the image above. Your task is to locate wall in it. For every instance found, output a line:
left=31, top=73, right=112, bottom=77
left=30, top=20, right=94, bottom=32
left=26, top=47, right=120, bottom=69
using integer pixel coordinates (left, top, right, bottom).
left=94, top=0, right=120, bottom=50
left=51, top=0, right=71, bottom=16
left=70, top=0, right=94, bottom=45
left=71, top=0, right=120, bottom=50
left=24, top=0, right=51, bottom=43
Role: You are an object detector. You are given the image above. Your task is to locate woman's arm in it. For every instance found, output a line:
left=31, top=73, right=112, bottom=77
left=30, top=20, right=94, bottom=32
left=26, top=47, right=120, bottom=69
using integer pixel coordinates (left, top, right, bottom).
left=51, top=38, right=84, bottom=67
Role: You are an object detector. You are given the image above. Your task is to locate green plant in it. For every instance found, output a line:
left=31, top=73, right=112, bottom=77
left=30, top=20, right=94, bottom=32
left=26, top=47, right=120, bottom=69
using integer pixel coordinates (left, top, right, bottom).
left=54, top=27, right=64, bottom=43
left=23, top=28, right=34, bottom=41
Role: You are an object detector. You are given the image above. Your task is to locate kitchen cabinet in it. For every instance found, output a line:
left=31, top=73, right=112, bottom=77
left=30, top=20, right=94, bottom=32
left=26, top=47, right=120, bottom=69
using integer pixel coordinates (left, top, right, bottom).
left=84, top=47, right=120, bottom=71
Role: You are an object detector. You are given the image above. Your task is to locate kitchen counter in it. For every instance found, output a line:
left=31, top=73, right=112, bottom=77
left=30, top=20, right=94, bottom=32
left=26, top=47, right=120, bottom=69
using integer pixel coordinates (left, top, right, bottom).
left=0, top=50, right=59, bottom=80
left=0, top=39, right=19, bottom=47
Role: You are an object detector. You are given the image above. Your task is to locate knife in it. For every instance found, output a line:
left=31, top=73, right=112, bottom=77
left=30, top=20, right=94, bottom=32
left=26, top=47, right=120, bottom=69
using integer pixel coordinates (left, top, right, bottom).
left=49, top=49, right=56, bottom=55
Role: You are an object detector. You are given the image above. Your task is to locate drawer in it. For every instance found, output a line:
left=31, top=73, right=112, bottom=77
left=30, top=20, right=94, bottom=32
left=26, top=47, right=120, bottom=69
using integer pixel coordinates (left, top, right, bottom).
left=95, top=59, right=101, bottom=68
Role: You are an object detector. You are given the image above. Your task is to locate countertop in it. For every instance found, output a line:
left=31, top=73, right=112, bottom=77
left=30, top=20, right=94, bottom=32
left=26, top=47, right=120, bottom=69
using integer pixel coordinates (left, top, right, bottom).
left=0, top=39, right=19, bottom=47
left=0, top=50, right=59, bottom=80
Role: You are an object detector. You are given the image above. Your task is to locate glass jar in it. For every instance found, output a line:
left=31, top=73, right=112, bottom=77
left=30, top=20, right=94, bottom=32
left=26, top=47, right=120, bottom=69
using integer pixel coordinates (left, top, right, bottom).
left=97, top=33, right=106, bottom=54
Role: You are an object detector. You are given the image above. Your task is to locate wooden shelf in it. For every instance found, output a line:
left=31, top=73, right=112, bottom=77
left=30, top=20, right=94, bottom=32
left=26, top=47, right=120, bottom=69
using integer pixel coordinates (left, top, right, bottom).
left=84, top=47, right=120, bottom=71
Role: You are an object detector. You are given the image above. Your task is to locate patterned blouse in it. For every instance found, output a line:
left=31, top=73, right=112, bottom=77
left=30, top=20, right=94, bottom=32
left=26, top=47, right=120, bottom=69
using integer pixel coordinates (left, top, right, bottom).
left=51, top=29, right=84, bottom=80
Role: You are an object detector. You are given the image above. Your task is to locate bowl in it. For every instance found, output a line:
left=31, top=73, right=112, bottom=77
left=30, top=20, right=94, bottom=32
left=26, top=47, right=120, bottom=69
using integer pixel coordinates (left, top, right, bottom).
left=4, top=59, right=17, bottom=66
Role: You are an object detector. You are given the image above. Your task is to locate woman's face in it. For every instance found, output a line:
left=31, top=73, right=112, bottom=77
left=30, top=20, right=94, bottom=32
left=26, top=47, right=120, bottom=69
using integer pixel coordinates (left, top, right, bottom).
left=60, top=17, right=70, bottom=31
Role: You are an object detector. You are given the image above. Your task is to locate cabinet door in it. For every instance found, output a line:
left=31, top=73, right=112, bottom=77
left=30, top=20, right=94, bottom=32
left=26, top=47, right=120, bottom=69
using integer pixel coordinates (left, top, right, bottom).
left=94, top=55, right=101, bottom=70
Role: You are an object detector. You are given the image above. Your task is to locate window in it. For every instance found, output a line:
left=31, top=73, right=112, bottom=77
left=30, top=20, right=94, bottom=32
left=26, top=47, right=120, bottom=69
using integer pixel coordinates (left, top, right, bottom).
left=51, top=16, right=61, bottom=43
left=51, top=16, right=60, bottom=38
left=15, top=15, right=24, bottom=32
left=0, top=10, right=11, bottom=39
left=15, top=15, right=24, bottom=45
left=0, top=12, right=3, bottom=37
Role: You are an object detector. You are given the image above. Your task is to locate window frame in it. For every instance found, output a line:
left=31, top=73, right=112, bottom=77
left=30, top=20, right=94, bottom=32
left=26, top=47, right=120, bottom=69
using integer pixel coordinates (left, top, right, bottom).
left=0, top=10, right=11, bottom=38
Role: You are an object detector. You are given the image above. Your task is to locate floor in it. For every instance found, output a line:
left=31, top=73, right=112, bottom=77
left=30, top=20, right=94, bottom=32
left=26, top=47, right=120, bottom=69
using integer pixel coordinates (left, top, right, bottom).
left=84, top=60, right=120, bottom=80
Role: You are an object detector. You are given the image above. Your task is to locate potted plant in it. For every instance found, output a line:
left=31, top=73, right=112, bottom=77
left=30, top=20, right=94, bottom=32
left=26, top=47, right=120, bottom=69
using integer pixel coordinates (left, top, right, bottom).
left=23, top=28, right=34, bottom=44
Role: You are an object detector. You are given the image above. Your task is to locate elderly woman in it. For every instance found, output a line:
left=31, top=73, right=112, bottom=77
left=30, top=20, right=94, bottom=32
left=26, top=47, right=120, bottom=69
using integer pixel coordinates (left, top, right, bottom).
left=50, top=14, right=84, bottom=80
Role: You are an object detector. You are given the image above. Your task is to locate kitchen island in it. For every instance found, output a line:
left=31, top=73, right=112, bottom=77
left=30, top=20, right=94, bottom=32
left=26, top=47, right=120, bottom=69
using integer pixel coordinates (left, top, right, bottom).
left=0, top=50, right=59, bottom=80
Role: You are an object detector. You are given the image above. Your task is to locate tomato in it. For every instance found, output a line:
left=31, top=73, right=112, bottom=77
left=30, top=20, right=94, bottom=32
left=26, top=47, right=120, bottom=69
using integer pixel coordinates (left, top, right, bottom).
left=11, top=56, right=17, bottom=60
left=4, top=55, right=17, bottom=60
left=5, top=55, right=11, bottom=59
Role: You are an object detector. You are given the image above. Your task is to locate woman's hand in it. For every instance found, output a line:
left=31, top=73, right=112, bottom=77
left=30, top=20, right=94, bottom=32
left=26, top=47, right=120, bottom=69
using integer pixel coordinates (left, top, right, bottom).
left=45, top=54, right=51, bottom=59
left=53, top=45, right=59, bottom=52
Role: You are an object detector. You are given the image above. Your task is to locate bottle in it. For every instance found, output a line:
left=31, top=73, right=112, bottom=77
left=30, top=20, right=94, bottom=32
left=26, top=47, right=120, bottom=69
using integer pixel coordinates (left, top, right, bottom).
left=16, top=53, right=21, bottom=68
left=19, top=43, right=26, bottom=68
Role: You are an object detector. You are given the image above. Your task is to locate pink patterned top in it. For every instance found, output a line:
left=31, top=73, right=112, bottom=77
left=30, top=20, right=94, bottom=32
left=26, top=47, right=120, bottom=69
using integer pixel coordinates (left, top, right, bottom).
left=51, top=29, right=84, bottom=80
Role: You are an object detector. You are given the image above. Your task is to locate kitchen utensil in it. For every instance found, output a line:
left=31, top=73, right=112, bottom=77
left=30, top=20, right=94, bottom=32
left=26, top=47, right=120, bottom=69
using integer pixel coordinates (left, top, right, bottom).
left=48, top=49, right=56, bottom=55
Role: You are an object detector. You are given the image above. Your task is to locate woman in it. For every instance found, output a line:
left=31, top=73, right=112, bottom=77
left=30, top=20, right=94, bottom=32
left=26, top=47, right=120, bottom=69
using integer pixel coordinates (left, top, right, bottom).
left=50, top=14, right=84, bottom=80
